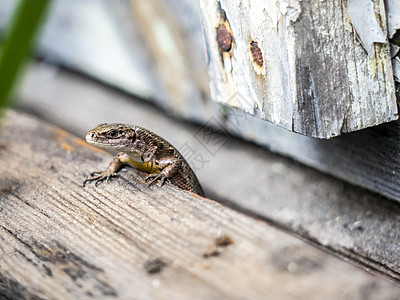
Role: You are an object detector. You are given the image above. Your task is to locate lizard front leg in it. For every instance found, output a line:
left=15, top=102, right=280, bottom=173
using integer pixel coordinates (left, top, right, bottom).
left=83, top=152, right=130, bottom=187
left=145, top=158, right=180, bottom=187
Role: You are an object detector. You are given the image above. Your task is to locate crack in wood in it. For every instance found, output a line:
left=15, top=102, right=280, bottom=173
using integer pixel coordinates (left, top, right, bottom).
left=0, top=226, right=118, bottom=297
left=0, top=273, right=44, bottom=300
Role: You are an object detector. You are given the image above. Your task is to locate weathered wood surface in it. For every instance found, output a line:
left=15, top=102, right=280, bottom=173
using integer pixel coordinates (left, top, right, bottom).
left=2, top=111, right=399, bottom=299
left=16, top=64, right=400, bottom=283
left=199, top=0, right=397, bottom=138
left=220, top=104, right=400, bottom=203
left=127, top=0, right=211, bottom=120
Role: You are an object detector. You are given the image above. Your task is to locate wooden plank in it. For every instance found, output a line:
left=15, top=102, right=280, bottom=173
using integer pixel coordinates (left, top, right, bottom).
left=15, top=63, right=400, bottom=283
left=36, top=0, right=157, bottom=99
left=199, top=0, right=397, bottom=138
left=127, top=0, right=210, bottom=120
left=2, top=111, right=399, bottom=299
left=220, top=105, right=400, bottom=202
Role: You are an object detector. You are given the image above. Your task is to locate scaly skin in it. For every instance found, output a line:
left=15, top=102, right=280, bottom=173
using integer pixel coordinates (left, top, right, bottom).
left=83, top=123, right=205, bottom=196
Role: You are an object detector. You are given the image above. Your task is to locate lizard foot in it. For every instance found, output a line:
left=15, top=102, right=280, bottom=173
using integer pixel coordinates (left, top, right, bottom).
left=82, top=153, right=125, bottom=187
left=145, top=173, right=167, bottom=187
left=83, top=170, right=118, bottom=187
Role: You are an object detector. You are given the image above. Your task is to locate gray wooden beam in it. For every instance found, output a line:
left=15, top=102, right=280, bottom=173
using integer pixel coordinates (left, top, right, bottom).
left=199, top=0, right=397, bottom=138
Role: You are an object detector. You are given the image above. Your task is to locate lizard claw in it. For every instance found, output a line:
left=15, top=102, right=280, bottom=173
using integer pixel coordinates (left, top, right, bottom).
left=145, top=173, right=167, bottom=187
left=90, top=171, right=103, bottom=177
left=83, top=170, right=117, bottom=187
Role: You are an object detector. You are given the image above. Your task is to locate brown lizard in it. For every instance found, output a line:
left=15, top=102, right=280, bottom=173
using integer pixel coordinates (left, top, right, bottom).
left=83, top=123, right=205, bottom=196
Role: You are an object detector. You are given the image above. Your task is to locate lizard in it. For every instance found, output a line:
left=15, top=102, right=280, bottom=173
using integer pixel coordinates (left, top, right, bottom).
left=83, top=123, right=205, bottom=196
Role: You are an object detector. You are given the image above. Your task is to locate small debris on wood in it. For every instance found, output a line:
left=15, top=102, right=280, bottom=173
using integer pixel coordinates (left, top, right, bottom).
left=202, top=244, right=220, bottom=258
left=198, top=262, right=211, bottom=269
left=214, top=234, right=234, bottom=247
left=143, top=258, right=166, bottom=274
left=202, top=234, right=234, bottom=258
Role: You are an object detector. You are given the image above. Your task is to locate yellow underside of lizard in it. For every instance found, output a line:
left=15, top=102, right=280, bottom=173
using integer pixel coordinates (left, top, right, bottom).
left=127, top=157, right=160, bottom=174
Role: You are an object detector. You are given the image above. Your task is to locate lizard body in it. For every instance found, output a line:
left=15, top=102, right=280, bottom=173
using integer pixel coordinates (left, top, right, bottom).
left=83, top=123, right=205, bottom=196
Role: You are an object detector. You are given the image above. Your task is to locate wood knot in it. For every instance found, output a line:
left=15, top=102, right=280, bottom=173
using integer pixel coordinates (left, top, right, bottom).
left=216, top=26, right=232, bottom=52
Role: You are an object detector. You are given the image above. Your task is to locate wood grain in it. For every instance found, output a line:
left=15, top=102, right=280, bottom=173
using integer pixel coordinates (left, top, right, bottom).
left=199, top=0, right=397, bottom=138
left=1, top=111, right=400, bottom=299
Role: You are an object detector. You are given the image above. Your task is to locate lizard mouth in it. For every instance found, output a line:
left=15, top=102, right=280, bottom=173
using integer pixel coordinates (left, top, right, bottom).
left=86, top=133, right=115, bottom=145
left=85, top=134, right=127, bottom=151
left=85, top=133, right=104, bottom=146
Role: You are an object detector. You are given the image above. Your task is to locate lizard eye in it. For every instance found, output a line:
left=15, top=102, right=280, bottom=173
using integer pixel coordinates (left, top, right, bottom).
left=108, top=130, right=118, bottom=138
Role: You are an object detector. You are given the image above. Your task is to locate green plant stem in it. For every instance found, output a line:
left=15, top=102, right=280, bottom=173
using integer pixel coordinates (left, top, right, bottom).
left=0, top=0, right=51, bottom=113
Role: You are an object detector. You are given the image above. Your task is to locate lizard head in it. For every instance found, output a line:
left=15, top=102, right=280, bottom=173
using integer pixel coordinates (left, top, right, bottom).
left=86, top=123, right=139, bottom=154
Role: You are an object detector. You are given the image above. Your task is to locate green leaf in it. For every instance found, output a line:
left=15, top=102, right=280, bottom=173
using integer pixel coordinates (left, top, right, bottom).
left=0, top=0, right=51, bottom=116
